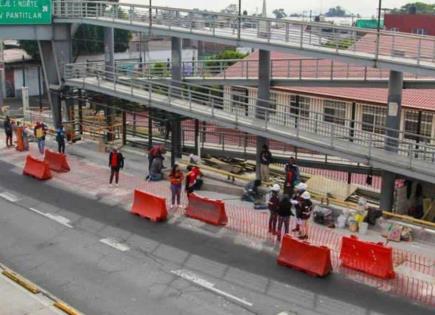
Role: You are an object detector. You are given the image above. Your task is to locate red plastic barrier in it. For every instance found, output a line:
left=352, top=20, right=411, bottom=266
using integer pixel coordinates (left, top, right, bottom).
left=44, top=149, right=70, bottom=172
left=340, top=235, right=395, bottom=279
left=277, top=235, right=332, bottom=277
left=130, top=189, right=167, bottom=222
left=22, top=155, right=52, bottom=180
left=185, top=193, right=228, bottom=226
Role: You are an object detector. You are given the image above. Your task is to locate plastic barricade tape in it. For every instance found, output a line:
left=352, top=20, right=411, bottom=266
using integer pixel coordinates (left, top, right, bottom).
left=22, top=155, right=52, bottom=180
left=339, top=235, right=395, bottom=279
left=44, top=149, right=70, bottom=172
left=277, top=235, right=332, bottom=277
left=185, top=193, right=228, bottom=226
left=130, top=189, right=167, bottom=222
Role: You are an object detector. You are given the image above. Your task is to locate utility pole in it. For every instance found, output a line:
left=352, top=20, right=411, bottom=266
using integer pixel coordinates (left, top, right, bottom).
left=374, top=0, right=382, bottom=66
left=238, top=0, right=241, bottom=40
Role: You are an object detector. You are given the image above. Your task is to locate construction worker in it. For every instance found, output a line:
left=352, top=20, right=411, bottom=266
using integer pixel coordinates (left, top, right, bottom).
left=291, top=182, right=308, bottom=233
left=276, top=195, right=293, bottom=242
left=268, top=184, right=280, bottom=235
left=108, top=147, right=124, bottom=186
left=296, top=191, right=313, bottom=240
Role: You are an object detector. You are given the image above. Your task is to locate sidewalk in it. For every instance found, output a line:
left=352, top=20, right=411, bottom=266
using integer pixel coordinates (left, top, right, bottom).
left=0, top=264, right=77, bottom=315
left=0, top=137, right=434, bottom=307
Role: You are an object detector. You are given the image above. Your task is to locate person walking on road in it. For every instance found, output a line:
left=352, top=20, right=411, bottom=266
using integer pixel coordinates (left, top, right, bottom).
left=284, top=157, right=300, bottom=196
left=276, top=195, right=293, bottom=242
left=108, top=148, right=124, bottom=186
left=3, top=116, right=13, bottom=147
left=260, top=144, right=272, bottom=182
left=291, top=182, right=308, bottom=233
left=149, top=154, right=164, bottom=181
left=56, top=125, right=66, bottom=154
left=169, top=164, right=184, bottom=208
left=34, top=121, right=47, bottom=154
left=296, top=191, right=313, bottom=240
left=146, top=144, right=165, bottom=180
left=268, top=184, right=281, bottom=235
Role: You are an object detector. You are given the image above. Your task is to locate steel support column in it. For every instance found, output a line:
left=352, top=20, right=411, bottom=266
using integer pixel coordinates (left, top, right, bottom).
left=380, top=70, right=403, bottom=211
left=104, top=27, right=115, bottom=79
left=171, top=37, right=182, bottom=164
left=256, top=49, right=271, bottom=180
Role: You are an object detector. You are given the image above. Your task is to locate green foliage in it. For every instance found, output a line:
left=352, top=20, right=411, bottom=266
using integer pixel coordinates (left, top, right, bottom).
left=325, top=6, right=347, bottom=17
left=19, top=41, right=40, bottom=60
left=150, top=62, right=170, bottom=77
left=205, top=49, right=248, bottom=69
left=392, top=2, right=435, bottom=14
left=272, top=9, right=287, bottom=19
left=324, top=38, right=355, bottom=50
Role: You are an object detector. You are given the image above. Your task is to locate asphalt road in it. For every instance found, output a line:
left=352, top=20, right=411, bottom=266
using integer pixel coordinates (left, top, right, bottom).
left=0, top=159, right=433, bottom=315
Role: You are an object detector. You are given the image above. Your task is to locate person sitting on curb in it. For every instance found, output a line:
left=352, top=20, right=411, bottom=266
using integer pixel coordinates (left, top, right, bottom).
left=268, top=184, right=281, bottom=235
left=185, top=165, right=203, bottom=196
left=241, top=179, right=262, bottom=203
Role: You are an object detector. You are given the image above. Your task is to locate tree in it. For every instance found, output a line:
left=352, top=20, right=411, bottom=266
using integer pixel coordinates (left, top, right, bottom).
left=205, top=49, right=248, bottom=69
left=325, top=6, right=347, bottom=17
left=392, top=2, right=435, bottom=14
left=272, top=8, right=287, bottom=19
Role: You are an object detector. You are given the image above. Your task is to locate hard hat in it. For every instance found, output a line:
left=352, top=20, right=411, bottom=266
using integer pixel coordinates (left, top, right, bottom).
left=301, top=191, right=311, bottom=200
left=295, top=182, right=307, bottom=191
left=271, top=184, right=281, bottom=192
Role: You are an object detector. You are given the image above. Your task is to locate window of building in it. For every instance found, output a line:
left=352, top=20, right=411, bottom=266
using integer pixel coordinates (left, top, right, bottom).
left=404, top=110, right=433, bottom=142
left=361, top=105, right=387, bottom=134
left=290, top=95, right=310, bottom=119
left=231, top=87, right=249, bottom=116
left=323, top=100, right=346, bottom=125
left=414, top=28, right=427, bottom=35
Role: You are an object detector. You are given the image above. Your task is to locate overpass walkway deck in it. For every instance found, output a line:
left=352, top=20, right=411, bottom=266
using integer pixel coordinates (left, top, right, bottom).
left=54, top=0, right=435, bottom=76
left=64, top=64, right=435, bottom=183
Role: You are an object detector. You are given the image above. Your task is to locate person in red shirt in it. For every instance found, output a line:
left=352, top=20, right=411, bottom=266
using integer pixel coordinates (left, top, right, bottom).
left=169, top=164, right=184, bottom=207
left=185, top=165, right=203, bottom=195
left=108, top=148, right=124, bottom=186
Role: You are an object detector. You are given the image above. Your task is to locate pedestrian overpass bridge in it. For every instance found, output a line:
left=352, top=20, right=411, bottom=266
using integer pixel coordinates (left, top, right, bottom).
left=64, top=63, right=435, bottom=183
left=91, top=59, right=435, bottom=89
left=52, top=0, right=435, bottom=76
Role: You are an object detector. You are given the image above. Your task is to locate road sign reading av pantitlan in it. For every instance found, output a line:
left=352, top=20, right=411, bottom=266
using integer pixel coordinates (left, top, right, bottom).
left=0, top=0, right=52, bottom=25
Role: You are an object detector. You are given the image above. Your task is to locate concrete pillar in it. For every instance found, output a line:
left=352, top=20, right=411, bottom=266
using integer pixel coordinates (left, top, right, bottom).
left=170, top=37, right=182, bottom=164
left=78, top=90, right=84, bottom=135
left=122, top=111, right=127, bottom=146
left=148, top=110, right=153, bottom=149
left=104, top=28, right=115, bottom=79
left=256, top=49, right=271, bottom=180
left=380, top=70, right=403, bottom=211
left=194, top=119, right=199, bottom=155
left=38, top=25, right=72, bottom=129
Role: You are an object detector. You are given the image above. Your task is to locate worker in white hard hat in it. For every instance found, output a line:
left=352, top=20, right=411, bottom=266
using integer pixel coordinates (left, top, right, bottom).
left=290, top=182, right=308, bottom=233
left=267, top=184, right=281, bottom=235
left=296, top=191, right=313, bottom=240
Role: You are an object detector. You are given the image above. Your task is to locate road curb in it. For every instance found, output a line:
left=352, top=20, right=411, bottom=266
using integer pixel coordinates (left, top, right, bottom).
left=0, top=263, right=84, bottom=315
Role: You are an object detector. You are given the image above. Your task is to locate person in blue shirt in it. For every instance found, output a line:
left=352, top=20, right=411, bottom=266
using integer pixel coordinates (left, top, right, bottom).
left=56, top=125, right=66, bottom=154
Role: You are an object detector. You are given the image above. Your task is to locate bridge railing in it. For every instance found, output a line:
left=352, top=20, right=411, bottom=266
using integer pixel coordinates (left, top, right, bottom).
left=54, top=1, right=435, bottom=70
left=64, top=63, right=435, bottom=169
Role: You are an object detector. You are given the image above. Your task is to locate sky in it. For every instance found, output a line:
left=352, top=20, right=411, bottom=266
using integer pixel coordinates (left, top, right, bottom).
left=121, top=0, right=418, bottom=17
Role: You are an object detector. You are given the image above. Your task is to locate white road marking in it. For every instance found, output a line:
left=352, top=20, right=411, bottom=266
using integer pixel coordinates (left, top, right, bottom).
left=100, top=238, right=130, bottom=252
left=29, top=208, right=73, bottom=229
left=171, top=269, right=253, bottom=307
left=0, top=192, right=19, bottom=202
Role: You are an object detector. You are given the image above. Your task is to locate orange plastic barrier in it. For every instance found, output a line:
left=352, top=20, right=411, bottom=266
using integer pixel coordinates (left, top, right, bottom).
left=44, top=149, right=70, bottom=172
left=130, top=189, right=168, bottom=222
left=339, top=235, right=395, bottom=279
left=22, top=155, right=52, bottom=180
left=185, top=193, right=228, bottom=226
left=277, top=235, right=332, bottom=277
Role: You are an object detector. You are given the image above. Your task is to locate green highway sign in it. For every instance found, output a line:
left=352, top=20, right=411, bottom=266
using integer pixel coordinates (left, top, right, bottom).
left=0, top=0, right=52, bottom=25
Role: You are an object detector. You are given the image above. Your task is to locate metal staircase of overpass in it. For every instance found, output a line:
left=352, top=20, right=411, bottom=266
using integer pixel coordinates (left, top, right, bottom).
left=64, top=63, right=435, bottom=183
left=53, top=0, right=435, bottom=76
